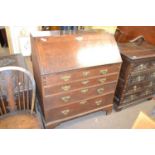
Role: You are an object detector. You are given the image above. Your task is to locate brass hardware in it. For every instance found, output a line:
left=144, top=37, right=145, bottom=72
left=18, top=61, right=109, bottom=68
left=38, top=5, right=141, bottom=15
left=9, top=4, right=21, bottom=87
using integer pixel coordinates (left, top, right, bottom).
left=140, top=64, right=144, bottom=69
left=152, top=72, right=155, bottom=77
left=61, top=109, right=70, bottom=115
left=61, top=75, right=71, bottom=81
left=145, top=90, right=150, bottom=95
left=150, top=82, right=153, bottom=86
left=98, top=78, right=106, bottom=84
left=100, top=69, right=108, bottom=75
left=95, top=100, right=102, bottom=106
left=133, top=85, right=137, bottom=91
left=137, top=76, right=142, bottom=82
left=61, top=96, right=71, bottom=102
left=97, top=88, right=104, bottom=94
left=81, top=88, right=89, bottom=94
left=61, top=85, right=71, bottom=91
left=81, top=80, right=89, bottom=85
left=83, top=71, right=90, bottom=77
left=79, top=100, right=87, bottom=105
left=131, top=95, right=134, bottom=100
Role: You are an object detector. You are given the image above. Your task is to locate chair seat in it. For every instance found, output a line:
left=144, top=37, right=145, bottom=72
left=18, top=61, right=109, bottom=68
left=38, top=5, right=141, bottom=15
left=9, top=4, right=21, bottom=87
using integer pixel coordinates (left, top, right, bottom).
left=0, top=113, right=42, bottom=129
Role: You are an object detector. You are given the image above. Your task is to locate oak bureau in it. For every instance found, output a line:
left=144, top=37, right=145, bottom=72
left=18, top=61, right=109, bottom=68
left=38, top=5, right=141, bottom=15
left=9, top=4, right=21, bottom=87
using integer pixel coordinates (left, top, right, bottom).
left=31, top=30, right=122, bottom=128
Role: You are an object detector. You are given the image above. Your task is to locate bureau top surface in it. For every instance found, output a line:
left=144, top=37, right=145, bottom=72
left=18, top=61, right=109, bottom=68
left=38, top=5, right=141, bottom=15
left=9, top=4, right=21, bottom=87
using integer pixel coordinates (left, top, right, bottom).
left=118, top=41, right=155, bottom=60
left=31, top=30, right=122, bottom=75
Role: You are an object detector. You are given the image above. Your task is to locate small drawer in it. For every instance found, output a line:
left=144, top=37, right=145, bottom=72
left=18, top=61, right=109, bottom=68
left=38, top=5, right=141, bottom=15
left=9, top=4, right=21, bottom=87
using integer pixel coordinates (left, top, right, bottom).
left=44, top=73, right=118, bottom=95
left=122, top=89, right=154, bottom=104
left=132, top=62, right=149, bottom=73
left=150, top=71, right=155, bottom=78
left=42, top=63, right=120, bottom=86
left=44, top=82, right=116, bottom=109
left=44, top=93, right=114, bottom=122
left=125, top=81, right=155, bottom=95
left=122, top=94, right=139, bottom=104
left=128, top=75, right=146, bottom=84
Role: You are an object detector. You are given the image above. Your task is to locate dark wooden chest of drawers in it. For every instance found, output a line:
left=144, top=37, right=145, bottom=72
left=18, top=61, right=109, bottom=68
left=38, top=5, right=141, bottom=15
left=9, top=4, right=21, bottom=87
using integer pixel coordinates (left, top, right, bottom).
left=114, top=37, right=155, bottom=110
left=30, top=30, right=122, bottom=128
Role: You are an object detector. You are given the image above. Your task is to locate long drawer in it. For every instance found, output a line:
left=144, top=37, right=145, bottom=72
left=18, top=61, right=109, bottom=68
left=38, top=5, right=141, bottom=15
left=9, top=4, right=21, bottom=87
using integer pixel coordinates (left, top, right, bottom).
left=130, top=60, right=155, bottom=74
left=128, top=72, right=155, bottom=85
left=121, top=88, right=155, bottom=105
left=44, top=82, right=116, bottom=109
left=44, top=73, right=118, bottom=95
left=44, top=93, right=114, bottom=122
left=124, top=81, right=155, bottom=96
left=42, top=63, right=120, bottom=86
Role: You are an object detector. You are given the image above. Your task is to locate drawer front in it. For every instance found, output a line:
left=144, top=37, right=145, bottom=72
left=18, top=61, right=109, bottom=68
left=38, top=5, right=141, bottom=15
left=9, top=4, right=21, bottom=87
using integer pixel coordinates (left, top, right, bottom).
left=44, top=73, right=118, bottom=95
left=44, top=82, right=116, bottom=109
left=42, top=63, right=120, bottom=86
left=131, top=62, right=149, bottom=73
left=128, top=74, right=146, bottom=85
left=125, top=81, right=155, bottom=95
left=121, top=88, right=155, bottom=104
left=44, top=93, right=114, bottom=122
left=128, top=72, right=155, bottom=85
left=131, top=60, right=155, bottom=74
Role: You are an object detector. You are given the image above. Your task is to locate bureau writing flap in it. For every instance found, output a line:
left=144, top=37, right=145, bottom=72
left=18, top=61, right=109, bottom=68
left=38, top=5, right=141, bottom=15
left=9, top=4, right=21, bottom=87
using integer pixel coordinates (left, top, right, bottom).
left=31, top=30, right=122, bottom=75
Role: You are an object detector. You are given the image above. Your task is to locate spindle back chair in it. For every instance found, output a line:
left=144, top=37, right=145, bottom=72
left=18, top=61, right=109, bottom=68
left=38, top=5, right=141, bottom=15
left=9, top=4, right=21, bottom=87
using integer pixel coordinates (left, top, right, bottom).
left=0, top=66, right=42, bottom=128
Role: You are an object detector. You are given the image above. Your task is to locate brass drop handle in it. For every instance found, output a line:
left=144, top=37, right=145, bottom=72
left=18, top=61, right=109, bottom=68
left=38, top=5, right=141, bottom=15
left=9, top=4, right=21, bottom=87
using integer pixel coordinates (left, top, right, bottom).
left=133, top=85, right=137, bottom=91
left=95, top=100, right=102, bottom=106
left=98, top=78, right=106, bottom=84
left=79, top=100, right=87, bottom=105
left=81, top=80, right=89, bottom=85
left=61, top=75, right=71, bottom=82
left=61, top=96, right=71, bottom=102
left=61, top=109, right=70, bottom=115
left=81, top=88, right=89, bottom=94
left=152, top=72, right=155, bottom=77
left=150, top=82, right=153, bottom=86
left=97, top=88, right=104, bottom=94
left=61, top=85, right=71, bottom=91
left=100, top=69, right=108, bottom=75
left=83, top=71, right=90, bottom=77
left=137, top=76, right=142, bottom=81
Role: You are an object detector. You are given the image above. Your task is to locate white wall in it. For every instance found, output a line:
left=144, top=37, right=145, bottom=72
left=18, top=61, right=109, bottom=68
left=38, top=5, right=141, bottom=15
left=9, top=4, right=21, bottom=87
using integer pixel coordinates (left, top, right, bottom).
left=6, top=26, right=39, bottom=56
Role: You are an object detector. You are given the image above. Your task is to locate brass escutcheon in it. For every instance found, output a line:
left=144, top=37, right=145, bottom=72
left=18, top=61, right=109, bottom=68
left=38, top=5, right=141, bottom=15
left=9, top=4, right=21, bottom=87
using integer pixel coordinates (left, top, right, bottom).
left=79, top=100, right=87, bottom=105
left=95, top=100, right=102, bottom=106
left=133, top=85, right=137, bottom=91
left=61, top=85, right=71, bottom=91
left=98, top=78, right=106, bottom=84
left=61, top=96, right=71, bottom=102
left=97, top=88, right=104, bottom=94
left=81, top=88, right=89, bottom=94
left=61, top=109, right=70, bottom=115
left=100, top=69, right=108, bottom=75
left=83, top=71, right=90, bottom=77
left=81, top=80, right=89, bottom=85
left=61, top=75, right=71, bottom=81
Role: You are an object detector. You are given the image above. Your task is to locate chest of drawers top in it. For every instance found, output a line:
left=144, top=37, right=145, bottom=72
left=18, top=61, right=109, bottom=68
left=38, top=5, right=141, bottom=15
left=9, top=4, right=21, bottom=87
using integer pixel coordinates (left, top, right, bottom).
left=118, top=38, right=155, bottom=61
left=31, top=30, right=122, bottom=75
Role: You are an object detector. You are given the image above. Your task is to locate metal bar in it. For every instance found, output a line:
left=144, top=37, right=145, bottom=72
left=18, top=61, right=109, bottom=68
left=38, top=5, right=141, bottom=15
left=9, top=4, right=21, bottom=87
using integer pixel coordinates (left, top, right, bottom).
left=26, top=77, right=29, bottom=110
left=0, top=106, right=2, bottom=115
left=0, top=87, right=6, bottom=114
left=17, top=71, right=21, bottom=110
left=22, top=72, right=25, bottom=110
